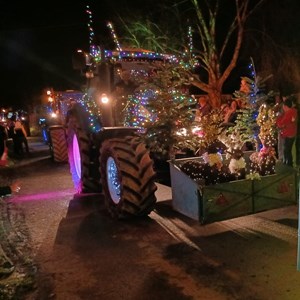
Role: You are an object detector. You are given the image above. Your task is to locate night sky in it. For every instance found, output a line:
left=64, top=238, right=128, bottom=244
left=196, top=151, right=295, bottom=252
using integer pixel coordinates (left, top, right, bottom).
left=1, top=1, right=299, bottom=109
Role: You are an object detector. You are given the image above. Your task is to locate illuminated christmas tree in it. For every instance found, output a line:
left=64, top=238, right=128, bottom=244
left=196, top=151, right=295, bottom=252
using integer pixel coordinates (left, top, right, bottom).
left=125, top=62, right=196, bottom=160
left=226, top=58, right=275, bottom=152
left=232, top=59, right=278, bottom=175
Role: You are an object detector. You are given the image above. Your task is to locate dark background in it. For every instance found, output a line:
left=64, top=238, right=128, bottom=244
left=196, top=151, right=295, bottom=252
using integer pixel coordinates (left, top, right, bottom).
left=0, top=1, right=299, bottom=109
left=0, top=1, right=140, bottom=109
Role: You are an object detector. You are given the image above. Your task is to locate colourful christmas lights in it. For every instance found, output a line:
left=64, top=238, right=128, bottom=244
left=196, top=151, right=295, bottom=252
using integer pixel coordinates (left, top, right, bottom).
left=85, top=6, right=94, bottom=48
left=107, top=22, right=122, bottom=51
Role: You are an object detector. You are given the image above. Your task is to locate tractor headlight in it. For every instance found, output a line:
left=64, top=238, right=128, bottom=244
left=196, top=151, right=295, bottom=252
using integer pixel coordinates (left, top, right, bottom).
left=100, top=93, right=109, bottom=104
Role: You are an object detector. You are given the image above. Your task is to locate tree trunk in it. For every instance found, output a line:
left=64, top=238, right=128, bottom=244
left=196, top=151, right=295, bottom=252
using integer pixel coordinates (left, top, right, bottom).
left=190, top=80, right=222, bottom=108
left=207, top=89, right=222, bottom=108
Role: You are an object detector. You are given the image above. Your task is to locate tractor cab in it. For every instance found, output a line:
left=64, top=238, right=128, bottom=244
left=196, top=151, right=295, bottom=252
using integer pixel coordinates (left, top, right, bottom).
left=72, top=47, right=175, bottom=127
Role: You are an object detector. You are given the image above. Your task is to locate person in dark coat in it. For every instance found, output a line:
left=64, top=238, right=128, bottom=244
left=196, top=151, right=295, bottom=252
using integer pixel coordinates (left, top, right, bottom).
left=0, top=124, right=8, bottom=158
left=14, top=119, right=29, bottom=154
left=0, top=181, right=21, bottom=196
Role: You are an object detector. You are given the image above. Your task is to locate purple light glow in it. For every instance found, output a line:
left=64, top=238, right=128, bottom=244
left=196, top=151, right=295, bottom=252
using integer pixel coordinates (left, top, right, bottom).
left=11, top=189, right=74, bottom=203
left=73, top=134, right=81, bottom=179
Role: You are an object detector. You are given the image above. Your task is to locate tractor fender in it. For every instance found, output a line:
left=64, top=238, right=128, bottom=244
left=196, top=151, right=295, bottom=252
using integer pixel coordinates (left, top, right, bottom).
left=48, top=125, right=68, bottom=162
left=95, top=127, right=138, bottom=142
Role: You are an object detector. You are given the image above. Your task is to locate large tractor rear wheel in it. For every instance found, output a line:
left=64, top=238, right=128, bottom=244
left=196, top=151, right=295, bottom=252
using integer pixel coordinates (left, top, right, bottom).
left=99, top=136, right=157, bottom=219
left=67, top=116, right=101, bottom=193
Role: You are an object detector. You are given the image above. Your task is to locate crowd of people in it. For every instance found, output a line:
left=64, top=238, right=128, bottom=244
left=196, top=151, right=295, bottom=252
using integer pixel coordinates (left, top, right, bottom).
left=0, top=116, right=29, bottom=164
left=194, top=94, right=299, bottom=168
left=195, top=96, right=240, bottom=125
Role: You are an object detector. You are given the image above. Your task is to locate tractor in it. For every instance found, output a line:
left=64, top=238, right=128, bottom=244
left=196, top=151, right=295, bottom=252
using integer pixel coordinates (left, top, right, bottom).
left=48, top=48, right=173, bottom=219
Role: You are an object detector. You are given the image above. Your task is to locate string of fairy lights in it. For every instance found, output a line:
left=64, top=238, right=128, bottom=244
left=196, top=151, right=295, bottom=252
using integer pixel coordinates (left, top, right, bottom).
left=85, top=5, right=178, bottom=62
left=85, top=6, right=95, bottom=49
left=85, top=5, right=102, bottom=60
left=188, top=26, right=193, bottom=54
left=124, top=90, right=157, bottom=129
left=248, top=58, right=258, bottom=107
left=107, top=22, right=122, bottom=51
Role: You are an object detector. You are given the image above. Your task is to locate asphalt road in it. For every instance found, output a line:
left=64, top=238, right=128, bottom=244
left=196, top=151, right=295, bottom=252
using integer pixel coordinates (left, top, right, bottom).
left=1, top=137, right=300, bottom=300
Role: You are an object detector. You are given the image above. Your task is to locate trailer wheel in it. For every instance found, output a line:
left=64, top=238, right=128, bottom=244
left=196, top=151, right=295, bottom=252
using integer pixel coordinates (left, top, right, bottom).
left=99, top=136, right=157, bottom=218
left=67, top=116, right=101, bottom=193
left=48, top=125, right=68, bottom=162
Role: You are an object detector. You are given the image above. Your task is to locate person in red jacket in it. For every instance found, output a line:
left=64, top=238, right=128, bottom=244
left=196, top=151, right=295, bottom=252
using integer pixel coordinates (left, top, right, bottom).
left=276, top=97, right=298, bottom=166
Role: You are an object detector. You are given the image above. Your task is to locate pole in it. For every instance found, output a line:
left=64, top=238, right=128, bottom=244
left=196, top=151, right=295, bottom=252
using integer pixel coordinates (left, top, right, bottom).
left=297, top=171, right=300, bottom=271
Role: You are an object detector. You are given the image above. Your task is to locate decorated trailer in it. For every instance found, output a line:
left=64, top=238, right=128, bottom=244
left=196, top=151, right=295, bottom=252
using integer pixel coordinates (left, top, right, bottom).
left=169, top=154, right=298, bottom=224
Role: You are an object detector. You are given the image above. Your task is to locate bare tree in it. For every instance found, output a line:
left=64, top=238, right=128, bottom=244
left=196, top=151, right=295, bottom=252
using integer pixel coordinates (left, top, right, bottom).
left=189, top=0, right=265, bottom=107
left=114, top=0, right=266, bottom=107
